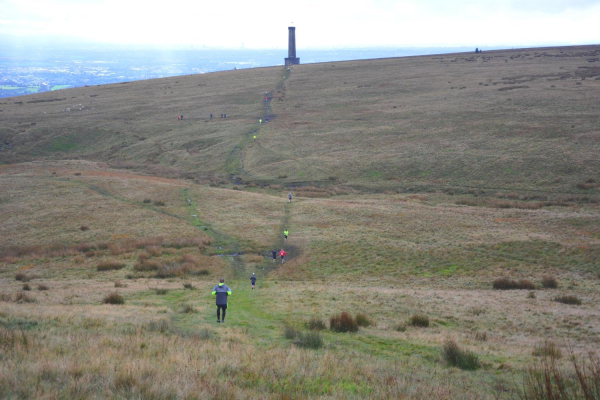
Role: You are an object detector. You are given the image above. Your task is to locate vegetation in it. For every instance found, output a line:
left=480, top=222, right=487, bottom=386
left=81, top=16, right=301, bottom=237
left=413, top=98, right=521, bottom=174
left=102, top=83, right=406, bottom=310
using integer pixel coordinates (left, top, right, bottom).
left=408, top=314, right=430, bottom=328
left=102, top=292, right=125, bottom=305
left=1, top=45, right=599, bottom=398
left=330, top=312, right=359, bottom=333
left=441, top=339, right=481, bottom=370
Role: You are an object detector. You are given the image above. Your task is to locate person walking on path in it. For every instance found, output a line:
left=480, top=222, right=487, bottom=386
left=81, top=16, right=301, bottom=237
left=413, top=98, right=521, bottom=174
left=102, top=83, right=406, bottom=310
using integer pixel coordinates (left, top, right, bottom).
left=212, top=278, right=232, bottom=323
left=279, top=249, right=287, bottom=264
left=250, top=273, right=257, bottom=289
left=284, top=230, right=289, bottom=241
left=272, top=249, right=277, bottom=263
left=288, top=192, right=292, bottom=202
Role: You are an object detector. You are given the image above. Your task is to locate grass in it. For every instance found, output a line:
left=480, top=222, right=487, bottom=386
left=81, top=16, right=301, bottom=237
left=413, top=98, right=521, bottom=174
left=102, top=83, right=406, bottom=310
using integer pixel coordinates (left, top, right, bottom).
left=1, top=45, right=600, bottom=399
left=330, top=312, right=359, bottom=333
left=408, top=314, right=430, bottom=328
left=102, top=292, right=125, bottom=305
left=553, top=295, right=582, bottom=305
left=493, top=278, right=536, bottom=290
left=97, top=261, right=126, bottom=271
left=441, top=339, right=481, bottom=370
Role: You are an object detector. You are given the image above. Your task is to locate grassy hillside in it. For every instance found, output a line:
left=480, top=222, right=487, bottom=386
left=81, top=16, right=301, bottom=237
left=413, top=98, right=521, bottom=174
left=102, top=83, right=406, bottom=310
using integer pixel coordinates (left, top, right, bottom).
left=1, top=46, right=600, bottom=398
left=2, top=45, right=600, bottom=196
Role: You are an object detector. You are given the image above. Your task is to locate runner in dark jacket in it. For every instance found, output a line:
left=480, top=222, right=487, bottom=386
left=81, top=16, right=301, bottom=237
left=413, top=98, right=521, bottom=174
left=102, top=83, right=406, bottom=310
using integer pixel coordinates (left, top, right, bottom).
left=250, top=273, right=257, bottom=289
left=212, top=278, right=232, bottom=323
left=272, top=249, right=277, bottom=263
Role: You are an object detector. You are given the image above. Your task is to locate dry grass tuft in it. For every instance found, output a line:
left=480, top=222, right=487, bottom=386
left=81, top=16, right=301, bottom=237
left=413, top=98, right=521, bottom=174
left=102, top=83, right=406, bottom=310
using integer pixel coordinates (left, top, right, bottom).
left=97, top=261, right=126, bottom=271
left=553, top=294, right=582, bottom=305
left=441, top=339, right=481, bottom=370
left=533, top=340, right=562, bottom=359
left=293, top=331, right=324, bottom=349
left=183, top=282, right=195, bottom=290
left=330, top=312, right=359, bottom=333
left=14, top=292, right=36, bottom=303
left=102, top=292, right=124, bottom=305
left=15, top=273, right=30, bottom=282
left=541, top=275, right=558, bottom=289
left=493, top=277, right=536, bottom=290
left=521, top=350, right=600, bottom=399
left=114, top=281, right=127, bottom=288
left=308, top=317, right=327, bottom=331
left=356, top=313, right=374, bottom=327
left=22, top=284, right=31, bottom=291
left=408, top=314, right=430, bottom=328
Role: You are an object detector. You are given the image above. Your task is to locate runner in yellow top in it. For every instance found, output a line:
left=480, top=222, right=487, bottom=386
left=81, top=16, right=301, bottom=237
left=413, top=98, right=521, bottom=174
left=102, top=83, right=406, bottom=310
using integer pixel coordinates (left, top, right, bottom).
left=284, top=230, right=289, bottom=241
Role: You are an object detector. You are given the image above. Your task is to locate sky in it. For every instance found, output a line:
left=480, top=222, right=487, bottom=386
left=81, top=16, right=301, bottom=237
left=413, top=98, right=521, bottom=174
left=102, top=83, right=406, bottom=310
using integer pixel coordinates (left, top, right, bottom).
left=1, top=0, right=599, bottom=49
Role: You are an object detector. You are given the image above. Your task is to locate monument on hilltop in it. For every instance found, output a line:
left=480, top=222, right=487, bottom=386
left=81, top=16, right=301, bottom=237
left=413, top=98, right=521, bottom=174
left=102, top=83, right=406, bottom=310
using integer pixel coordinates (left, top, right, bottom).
left=285, top=26, right=300, bottom=66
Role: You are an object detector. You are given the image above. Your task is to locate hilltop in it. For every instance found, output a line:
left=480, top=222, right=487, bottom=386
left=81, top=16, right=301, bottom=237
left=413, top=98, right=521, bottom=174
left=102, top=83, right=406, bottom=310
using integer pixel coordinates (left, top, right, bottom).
left=1, top=46, right=599, bottom=398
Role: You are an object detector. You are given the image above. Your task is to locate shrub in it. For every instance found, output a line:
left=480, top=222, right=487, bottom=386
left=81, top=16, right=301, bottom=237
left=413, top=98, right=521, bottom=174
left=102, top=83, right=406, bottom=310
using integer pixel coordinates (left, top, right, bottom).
left=308, top=317, right=327, bottom=331
left=533, top=340, right=562, bottom=359
left=15, top=273, right=30, bottom=282
left=80, top=225, right=89, bottom=231
left=102, top=292, right=124, bottom=305
left=493, top=277, right=536, bottom=290
left=395, top=324, right=407, bottom=332
left=284, top=325, right=300, bottom=339
left=294, top=331, right=324, bottom=349
left=14, top=292, right=36, bottom=303
left=441, top=339, right=481, bottom=370
left=143, top=198, right=151, bottom=203
left=191, top=269, right=210, bottom=276
left=0, top=294, right=12, bottom=302
left=97, top=262, right=126, bottom=271
left=475, top=331, right=488, bottom=342
left=408, top=314, right=430, bottom=328
left=554, top=295, right=582, bottom=305
left=22, top=284, right=31, bottom=291
left=154, top=288, right=168, bottom=295
left=114, top=281, right=127, bottom=288
left=330, top=312, right=359, bottom=333
left=183, top=282, right=195, bottom=290
left=356, top=313, right=373, bottom=327
left=527, top=291, right=536, bottom=299
left=541, top=275, right=558, bottom=289
left=154, top=200, right=166, bottom=206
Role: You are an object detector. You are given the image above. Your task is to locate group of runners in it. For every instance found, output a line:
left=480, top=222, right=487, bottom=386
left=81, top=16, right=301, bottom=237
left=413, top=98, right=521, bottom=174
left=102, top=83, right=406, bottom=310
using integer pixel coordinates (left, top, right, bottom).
left=211, top=191, right=294, bottom=323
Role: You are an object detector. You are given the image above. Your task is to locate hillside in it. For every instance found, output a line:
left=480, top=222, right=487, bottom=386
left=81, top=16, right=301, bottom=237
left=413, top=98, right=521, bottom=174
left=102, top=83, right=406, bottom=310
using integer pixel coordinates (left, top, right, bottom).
left=2, top=45, right=600, bottom=195
left=1, top=46, right=600, bottom=398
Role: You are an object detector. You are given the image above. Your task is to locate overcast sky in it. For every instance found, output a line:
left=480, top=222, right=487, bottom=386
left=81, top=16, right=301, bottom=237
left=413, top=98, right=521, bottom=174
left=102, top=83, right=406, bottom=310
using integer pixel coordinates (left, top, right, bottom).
left=1, top=0, right=599, bottom=49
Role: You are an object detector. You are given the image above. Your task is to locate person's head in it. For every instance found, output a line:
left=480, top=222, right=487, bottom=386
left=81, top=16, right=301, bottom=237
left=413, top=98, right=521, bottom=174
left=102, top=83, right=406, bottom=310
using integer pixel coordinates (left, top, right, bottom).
left=220, top=278, right=225, bottom=283
left=252, top=272, right=255, bottom=275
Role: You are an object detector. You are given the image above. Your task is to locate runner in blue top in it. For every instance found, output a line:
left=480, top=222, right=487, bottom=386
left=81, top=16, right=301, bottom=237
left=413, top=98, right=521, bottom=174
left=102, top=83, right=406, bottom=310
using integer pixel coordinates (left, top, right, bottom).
left=212, top=278, right=232, bottom=323
left=250, top=273, right=257, bottom=289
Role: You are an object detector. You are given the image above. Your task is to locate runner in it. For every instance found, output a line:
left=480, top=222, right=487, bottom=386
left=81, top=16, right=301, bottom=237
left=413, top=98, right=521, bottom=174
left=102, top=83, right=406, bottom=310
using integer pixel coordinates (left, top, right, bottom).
left=288, top=192, right=292, bottom=202
left=279, top=249, right=287, bottom=264
left=250, top=273, right=257, bottom=289
left=211, top=278, right=232, bottom=323
left=284, top=229, right=289, bottom=241
left=272, top=249, right=277, bottom=263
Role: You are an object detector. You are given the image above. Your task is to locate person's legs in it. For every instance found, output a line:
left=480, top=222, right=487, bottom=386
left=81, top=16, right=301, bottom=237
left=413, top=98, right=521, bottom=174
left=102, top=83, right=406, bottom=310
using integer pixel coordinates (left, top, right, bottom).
left=221, top=305, right=227, bottom=322
left=216, top=305, right=221, bottom=322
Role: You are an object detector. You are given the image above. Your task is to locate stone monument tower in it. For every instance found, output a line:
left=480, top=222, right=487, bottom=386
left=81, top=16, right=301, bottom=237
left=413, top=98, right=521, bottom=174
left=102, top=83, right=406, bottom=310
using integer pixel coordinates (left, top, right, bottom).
left=285, top=26, right=300, bottom=66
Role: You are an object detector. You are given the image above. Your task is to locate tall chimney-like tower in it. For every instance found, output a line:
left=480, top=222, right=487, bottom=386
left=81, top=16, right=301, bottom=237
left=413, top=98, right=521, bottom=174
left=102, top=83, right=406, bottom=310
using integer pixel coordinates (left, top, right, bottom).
left=285, top=26, right=300, bottom=66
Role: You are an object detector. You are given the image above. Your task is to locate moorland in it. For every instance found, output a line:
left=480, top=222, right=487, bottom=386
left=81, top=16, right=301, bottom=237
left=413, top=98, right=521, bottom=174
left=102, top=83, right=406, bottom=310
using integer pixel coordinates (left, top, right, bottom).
left=1, top=45, right=600, bottom=399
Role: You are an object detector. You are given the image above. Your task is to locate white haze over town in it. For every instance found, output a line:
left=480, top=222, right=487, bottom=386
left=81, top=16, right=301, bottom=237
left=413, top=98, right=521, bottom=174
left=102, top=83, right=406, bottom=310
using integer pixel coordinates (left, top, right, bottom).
left=1, top=0, right=599, bottom=49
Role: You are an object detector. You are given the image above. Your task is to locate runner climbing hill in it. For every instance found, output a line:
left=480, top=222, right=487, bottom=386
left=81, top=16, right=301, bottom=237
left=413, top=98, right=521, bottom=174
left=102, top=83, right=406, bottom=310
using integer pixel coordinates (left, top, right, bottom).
left=279, top=249, right=287, bottom=264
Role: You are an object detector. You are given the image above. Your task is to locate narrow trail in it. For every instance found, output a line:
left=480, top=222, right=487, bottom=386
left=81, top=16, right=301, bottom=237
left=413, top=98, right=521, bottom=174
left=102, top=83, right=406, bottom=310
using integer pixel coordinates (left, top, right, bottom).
left=225, top=68, right=291, bottom=180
